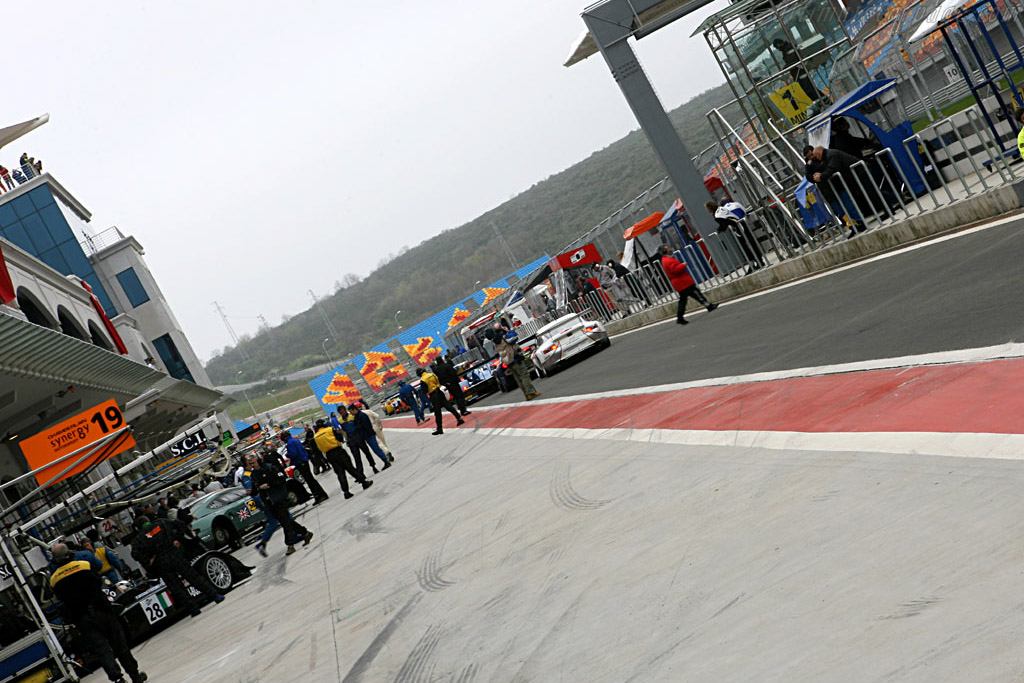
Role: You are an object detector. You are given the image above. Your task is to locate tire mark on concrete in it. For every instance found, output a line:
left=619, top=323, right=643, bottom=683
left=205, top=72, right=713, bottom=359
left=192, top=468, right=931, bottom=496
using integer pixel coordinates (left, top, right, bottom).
left=450, top=662, right=479, bottom=683
left=416, top=548, right=457, bottom=592
left=341, top=593, right=423, bottom=683
left=394, top=623, right=444, bottom=682
left=549, top=464, right=612, bottom=510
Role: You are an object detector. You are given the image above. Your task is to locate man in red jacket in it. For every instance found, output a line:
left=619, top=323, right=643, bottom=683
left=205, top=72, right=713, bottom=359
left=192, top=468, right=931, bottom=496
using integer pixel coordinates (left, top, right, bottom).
left=659, top=245, right=718, bottom=325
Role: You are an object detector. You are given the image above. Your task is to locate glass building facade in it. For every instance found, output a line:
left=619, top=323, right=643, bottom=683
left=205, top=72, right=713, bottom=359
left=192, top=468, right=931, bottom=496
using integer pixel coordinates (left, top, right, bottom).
left=0, top=185, right=116, bottom=316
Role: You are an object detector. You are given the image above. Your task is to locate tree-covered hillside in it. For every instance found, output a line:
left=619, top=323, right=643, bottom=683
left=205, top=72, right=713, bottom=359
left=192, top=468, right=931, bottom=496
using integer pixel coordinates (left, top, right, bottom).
left=207, top=82, right=732, bottom=384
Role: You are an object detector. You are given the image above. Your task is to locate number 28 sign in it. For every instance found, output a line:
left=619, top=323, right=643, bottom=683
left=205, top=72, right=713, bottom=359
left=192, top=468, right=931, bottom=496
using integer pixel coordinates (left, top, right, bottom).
left=19, top=399, right=136, bottom=487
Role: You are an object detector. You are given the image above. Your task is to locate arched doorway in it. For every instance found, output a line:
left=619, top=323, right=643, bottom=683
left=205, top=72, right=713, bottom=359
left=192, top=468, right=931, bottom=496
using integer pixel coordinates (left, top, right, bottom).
left=15, top=287, right=58, bottom=330
left=57, top=306, right=89, bottom=341
left=88, top=320, right=115, bottom=351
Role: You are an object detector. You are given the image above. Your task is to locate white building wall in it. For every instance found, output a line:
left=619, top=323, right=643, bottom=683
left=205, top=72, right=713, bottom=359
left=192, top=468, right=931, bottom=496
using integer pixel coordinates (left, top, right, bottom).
left=87, top=234, right=213, bottom=388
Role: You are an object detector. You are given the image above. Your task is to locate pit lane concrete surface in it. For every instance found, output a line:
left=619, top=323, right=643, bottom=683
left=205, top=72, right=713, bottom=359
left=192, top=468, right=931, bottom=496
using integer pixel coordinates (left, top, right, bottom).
left=84, top=215, right=1024, bottom=682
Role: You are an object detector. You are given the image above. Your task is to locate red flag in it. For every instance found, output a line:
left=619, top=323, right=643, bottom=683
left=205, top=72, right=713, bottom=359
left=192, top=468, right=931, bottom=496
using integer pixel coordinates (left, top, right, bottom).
left=80, top=280, right=128, bottom=354
left=0, top=241, right=15, bottom=304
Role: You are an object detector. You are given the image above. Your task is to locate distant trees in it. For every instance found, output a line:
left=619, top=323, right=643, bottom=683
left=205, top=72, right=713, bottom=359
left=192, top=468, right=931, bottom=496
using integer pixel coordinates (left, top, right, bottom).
left=204, top=82, right=731, bottom=385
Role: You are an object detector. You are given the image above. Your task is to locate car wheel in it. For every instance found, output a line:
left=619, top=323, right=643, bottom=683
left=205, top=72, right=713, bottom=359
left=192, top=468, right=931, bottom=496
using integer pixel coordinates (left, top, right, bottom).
left=212, top=521, right=233, bottom=549
left=201, top=555, right=234, bottom=591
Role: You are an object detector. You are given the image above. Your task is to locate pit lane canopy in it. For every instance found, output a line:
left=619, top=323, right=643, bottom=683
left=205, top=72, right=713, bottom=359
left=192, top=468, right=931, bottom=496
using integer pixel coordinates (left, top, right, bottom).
left=0, top=114, right=49, bottom=151
left=623, top=212, right=665, bottom=240
left=564, top=0, right=718, bottom=67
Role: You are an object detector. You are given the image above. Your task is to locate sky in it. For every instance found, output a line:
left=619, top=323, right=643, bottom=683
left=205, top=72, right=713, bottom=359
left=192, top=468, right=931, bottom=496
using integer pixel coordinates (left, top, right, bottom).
left=7, top=1, right=726, bottom=361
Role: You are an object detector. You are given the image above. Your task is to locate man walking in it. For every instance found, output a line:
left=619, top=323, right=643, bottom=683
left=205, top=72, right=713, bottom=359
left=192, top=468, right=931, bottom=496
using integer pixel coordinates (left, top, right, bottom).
left=131, top=516, right=224, bottom=617
left=303, top=422, right=330, bottom=474
left=50, top=544, right=147, bottom=683
left=659, top=245, right=717, bottom=325
left=416, top=367, right=464, bottom=435
left=313, top=419, right=373, bottom=499
left=240, top=453, right=298, bottom=557
left=433, top=353, right=471, bottom=417
left=279, top=431, right=329, bottom=505
left=398, top=380, right=425, bottom=423
left=339, top=409, right=381, bottom=474
left=251, top=454, right=314, bottom=555
left=347, top=403, right=393, bottom=468
left=496, top=330, right=540, bottom=400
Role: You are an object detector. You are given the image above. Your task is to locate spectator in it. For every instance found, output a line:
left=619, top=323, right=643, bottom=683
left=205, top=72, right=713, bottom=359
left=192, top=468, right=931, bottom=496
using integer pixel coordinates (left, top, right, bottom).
left=659, top=244, right=717, bottom=325
left=50, top=543, right=148, bottom=683
left=416, top=367, right=464, bottom=436
left=12, top=169, right=27, bottom=184
left=312, top=419, right=372, bottom=500
left=19, top=153, right=34, bottom=179
left=279, top=431, right=329, bottom=505
left=0, top=166, right=12, bottom=190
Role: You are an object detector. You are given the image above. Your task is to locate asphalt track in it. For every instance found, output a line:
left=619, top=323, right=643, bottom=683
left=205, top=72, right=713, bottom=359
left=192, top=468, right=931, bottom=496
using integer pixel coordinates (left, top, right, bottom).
left=473, top=214, right=1024, bottom=404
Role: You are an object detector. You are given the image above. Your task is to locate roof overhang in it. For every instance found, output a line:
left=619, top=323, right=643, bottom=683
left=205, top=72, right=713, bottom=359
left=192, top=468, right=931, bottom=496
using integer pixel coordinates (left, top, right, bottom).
left=565, top=0, right=718, bottom=67
left=0, top=114, right=49, bottom=152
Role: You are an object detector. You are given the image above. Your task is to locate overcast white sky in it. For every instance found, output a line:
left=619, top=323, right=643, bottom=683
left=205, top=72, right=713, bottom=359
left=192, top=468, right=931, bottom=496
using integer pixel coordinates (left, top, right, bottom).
left=8, top=1, right=726, bottom=361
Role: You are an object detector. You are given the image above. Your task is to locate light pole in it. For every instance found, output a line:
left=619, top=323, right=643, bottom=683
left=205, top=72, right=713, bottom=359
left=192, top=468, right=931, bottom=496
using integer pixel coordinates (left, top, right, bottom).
left=394, top=310, right=402, bottom=331
left=236, top=371, right=259, bottom=428
left=322, top=338, right=336, bottom=368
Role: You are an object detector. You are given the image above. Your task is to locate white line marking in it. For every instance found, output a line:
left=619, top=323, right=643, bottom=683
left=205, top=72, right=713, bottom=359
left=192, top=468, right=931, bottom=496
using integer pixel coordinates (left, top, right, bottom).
left=424, top=342, right=1024, bottom=412
left=612, top=210, right=1024, bottom=338
left=391, top=426, right=1024, bottom=460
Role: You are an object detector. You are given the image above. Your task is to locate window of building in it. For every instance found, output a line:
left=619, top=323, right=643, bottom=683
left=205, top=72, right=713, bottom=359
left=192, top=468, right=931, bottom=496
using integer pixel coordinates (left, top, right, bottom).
left=152, top=333, right=195, bottom=383
left=116, top=267, right=150, bottom=307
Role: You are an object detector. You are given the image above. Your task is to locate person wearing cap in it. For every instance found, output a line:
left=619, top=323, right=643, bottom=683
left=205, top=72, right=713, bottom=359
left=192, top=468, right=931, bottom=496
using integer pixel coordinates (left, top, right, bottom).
left=83, top=530, right=126, bottom=583
left=279, top=431, right=329, bottom=505
left=313, top=418, right=373, bottom=499
left=50, top=543, right=148, bottom=683
left=416, top=367, right=464, bottom=435
left=496, top=330, right=541, bottom=400
left=1017, top=108, right=1024, bottom=161
left=659, top=244, right=718, bottom=325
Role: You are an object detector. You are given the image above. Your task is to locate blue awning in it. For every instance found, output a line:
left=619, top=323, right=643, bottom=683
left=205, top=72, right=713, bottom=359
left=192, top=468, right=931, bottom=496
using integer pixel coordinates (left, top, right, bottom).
left=804, top=79, right=898, bottom=135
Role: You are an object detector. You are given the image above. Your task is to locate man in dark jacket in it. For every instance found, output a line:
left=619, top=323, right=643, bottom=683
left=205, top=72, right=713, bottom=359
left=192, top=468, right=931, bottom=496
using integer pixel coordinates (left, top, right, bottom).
left=131, top=516, right=224, bottom=617
left=279, top=431, right=328, bottom=504
left=250, top=455, right=314, bottom=555
left=659, top=245, right=717, bottom=325
left=338, top=410, right=380, bottom=474
left=50, top=543, right=147, bottom=683
left=347, top=403, right=393, bottom=468
left=313, top=419, right=372, bottom=498
left=303, top=423, right=330, bottom=474
left=416, top=367, right=464, bottom=435
left=398, top=380, right=425, bottom=423
left=432, top=355, right=471, bottom=417
left=805, top=145, right=866, bottom=236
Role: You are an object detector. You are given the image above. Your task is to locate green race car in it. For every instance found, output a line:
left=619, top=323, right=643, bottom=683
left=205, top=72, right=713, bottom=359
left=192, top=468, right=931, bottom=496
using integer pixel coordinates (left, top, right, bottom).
left=187, top=487, right=267, bottom=550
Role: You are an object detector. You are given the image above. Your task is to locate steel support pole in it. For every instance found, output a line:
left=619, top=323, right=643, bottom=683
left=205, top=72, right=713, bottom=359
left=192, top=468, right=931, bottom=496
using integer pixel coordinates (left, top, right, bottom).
left=582, top=2, right=719, bottom=246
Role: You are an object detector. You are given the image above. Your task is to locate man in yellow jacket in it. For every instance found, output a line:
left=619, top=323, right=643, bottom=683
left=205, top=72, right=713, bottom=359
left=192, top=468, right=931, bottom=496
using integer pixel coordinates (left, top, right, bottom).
left=313, top=419, right=372, bottom=499
left=416, top=367, right=464, bottom=435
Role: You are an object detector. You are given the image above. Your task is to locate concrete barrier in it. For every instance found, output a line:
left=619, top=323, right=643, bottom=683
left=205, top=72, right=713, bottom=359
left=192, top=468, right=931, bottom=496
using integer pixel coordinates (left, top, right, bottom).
left=606, top=179, right=1024, bottom=336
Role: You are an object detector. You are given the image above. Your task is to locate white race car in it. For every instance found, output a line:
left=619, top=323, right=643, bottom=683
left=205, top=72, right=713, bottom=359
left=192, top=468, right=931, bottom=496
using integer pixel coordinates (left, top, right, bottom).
left=531, top=313, right=610, bottom=374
